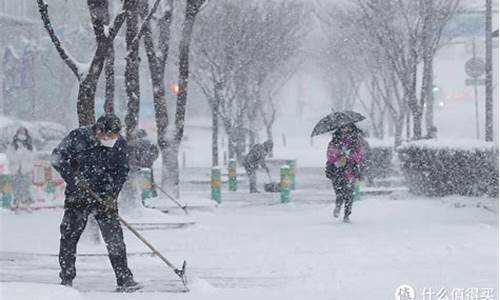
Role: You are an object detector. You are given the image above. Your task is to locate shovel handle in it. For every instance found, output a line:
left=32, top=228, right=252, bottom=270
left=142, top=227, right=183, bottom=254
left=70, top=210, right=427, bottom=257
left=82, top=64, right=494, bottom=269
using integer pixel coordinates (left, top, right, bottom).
left=154, top=183, right=189, bottom=214
left=266, top=170, right=273, bottom=183
left=86, top=189, right=179, bottom=272
left=117, top=214, right=177, bottom=270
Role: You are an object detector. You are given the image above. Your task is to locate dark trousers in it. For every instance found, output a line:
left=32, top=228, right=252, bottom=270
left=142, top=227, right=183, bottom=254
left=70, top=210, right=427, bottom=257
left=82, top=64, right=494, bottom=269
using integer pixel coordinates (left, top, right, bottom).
left=244, top=165, right=258, bottom=193
left=59, top=204, right=133, bottom=285
left=150, top=168, right=158, bottom=197
left=333, top=179, right=354, bottom=218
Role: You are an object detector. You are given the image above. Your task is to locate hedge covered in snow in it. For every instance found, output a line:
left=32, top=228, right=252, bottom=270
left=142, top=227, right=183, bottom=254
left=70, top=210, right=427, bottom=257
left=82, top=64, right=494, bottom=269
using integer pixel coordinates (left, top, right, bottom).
left=397, top=139, right=498, bottom=197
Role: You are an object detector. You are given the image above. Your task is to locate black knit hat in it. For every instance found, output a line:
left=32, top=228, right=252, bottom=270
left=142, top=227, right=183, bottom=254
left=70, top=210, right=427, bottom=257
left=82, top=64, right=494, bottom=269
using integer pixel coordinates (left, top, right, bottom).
left=95, top=114, right=122, bottom=134
left=263, top=140, right=273, bottom=152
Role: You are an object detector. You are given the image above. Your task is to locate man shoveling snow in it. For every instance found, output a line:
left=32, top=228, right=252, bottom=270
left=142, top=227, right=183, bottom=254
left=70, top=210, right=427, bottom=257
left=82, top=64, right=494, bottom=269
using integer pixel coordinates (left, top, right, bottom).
left=51, top=114, right=140, bottom=292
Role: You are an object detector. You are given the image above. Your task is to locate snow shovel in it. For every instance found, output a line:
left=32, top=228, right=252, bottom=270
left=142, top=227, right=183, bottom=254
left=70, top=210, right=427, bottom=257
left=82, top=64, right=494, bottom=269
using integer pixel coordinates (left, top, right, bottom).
left=153, top=183, right=189, bottom=215
left=84, top=186, right=190, bottom=290
left=264, top=170, right=280, bottom=193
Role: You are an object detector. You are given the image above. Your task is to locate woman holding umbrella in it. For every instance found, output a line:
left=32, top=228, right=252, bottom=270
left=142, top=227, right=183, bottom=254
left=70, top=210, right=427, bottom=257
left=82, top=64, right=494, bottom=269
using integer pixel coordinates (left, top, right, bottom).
left=311, top=111, right=366, bottom=223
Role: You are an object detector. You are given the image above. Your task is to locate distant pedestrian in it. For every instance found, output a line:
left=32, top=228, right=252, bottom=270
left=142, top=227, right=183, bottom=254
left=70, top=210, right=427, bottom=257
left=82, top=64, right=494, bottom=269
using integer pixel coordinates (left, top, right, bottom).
left=129, top=129, right=159, bottom=197
left=7, top=127, right=35, bottom=211
left=325, top=123, right=366, bottom=223
left=243, top=140, right=273, bottom=193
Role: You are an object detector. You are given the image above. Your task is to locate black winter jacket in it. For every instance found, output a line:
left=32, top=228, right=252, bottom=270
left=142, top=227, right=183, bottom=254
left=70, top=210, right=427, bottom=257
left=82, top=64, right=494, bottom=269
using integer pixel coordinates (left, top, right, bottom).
left=51, top=126, right=129, bottom=204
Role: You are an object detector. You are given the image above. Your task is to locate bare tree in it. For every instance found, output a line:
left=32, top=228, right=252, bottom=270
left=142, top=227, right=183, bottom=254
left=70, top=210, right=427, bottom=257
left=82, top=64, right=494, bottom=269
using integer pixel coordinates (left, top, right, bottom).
left=160, top=0, right=206, bottom=197
left=193, top=2, right=260, bottom=162
left=37, top=0, right=127, bottom=126
left=244, top=1, right=308, bottom=148
left=315, top=3, right=366, bottom=113
left=316, top=3, right=391, bottom=139
left=356, top=0, right=459, bottom=139
left=193, top=0, right=308, bottom=162
left=123, top=0, right=141, bottom=140
left=137, top=0, right=176, bottom=179
left=257, top=58, right=304, bottom=157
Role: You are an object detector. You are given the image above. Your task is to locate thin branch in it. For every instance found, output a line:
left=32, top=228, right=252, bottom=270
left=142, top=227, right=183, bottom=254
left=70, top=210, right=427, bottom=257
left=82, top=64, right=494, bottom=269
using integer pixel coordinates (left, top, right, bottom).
left=131, top=0, right=163, bottom=47
left=36, top=0, right=80, bottom=80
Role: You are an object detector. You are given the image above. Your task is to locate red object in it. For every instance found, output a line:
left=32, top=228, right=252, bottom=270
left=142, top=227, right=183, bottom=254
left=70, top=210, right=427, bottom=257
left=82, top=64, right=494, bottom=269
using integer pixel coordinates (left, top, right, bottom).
left=44, top=166, right=52, bottom=182
left=33, top=162, right=46, bottom=187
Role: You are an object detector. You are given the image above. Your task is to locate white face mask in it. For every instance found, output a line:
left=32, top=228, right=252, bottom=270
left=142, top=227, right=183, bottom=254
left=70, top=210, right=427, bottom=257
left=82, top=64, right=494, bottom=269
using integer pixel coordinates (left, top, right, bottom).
left=100, top=138, right=117, bottom=148
left=17, top=134, right=27, bottom=141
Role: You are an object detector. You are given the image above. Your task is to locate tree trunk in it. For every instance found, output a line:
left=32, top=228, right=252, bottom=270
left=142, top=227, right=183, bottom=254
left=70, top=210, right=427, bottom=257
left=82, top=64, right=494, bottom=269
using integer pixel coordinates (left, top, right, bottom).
left=424, top=57, right=435, bottom=134
left=122, top=0, right=141, bottom=207
left=387, top=112, right=395, bottom=137
left=140, top=0, right=174, bottom=198
left=211, top=104, right=219, bottom=167
left=76, top=41, right=111, bottom=126
left=161, top=146, right=180, bottom=199
left=394, top=114, right=405, bottom=147
left=228, top=129, right=237, bottom=160
left=409, top=56, right=422, bottom=139
left=163, top=0, right=203, bottom=196
left=235, top=122, right=246, bottom=163
left=485, top=0, right=494, bottom=141
left=124, top=0, right=141, bottom=140
left=405, top=108, right=411, bottom=140
left=77, top=75, right=99, bottom=126
left=265, top=125, right=274, bottom=158
left=104, top=45, right=115, bottom=114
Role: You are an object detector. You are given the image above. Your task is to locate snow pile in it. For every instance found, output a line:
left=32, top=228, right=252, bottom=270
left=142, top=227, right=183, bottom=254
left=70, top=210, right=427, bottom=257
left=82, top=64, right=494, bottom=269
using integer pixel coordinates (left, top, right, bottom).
left=0, top=282, right=83, bottom=300
left=188, top=277, right=217, bottom=293
left=365, top=138, right=394, bottom=148
left=398, top=138, right=497, bottom=152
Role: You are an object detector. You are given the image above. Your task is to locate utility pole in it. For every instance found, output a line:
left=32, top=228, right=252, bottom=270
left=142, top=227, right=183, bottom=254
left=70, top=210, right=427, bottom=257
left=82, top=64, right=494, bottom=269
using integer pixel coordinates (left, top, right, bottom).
left=473, top=37, right=480, bottom=139
left=485, top=0, right=493, bottom=141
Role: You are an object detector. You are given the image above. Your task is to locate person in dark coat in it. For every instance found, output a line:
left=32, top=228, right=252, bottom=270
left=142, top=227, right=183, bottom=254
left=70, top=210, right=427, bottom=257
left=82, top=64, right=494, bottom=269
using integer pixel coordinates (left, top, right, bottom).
left=243, top=140, right=273, bottom=193
left=325, top=123, right=366, bottom=223
left=51, top=114, right=139, bottom=292
left=129, top=129, right=159, bottom=197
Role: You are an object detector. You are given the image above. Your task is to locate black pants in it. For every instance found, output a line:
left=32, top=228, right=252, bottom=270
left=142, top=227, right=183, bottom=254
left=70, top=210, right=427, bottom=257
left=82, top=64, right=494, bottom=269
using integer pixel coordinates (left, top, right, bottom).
left=333, top=179, right=354, bottom=218
left=150, top=168, right=158, bottom=197
left=244, top=165, right=258, bottom=193
left=59, top=204, right=133, bottom=285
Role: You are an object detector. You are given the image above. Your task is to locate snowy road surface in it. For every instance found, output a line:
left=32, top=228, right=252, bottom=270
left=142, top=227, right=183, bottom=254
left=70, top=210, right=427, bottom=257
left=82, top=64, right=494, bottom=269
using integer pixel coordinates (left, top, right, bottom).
left=0, top=169, right=498, bottom=300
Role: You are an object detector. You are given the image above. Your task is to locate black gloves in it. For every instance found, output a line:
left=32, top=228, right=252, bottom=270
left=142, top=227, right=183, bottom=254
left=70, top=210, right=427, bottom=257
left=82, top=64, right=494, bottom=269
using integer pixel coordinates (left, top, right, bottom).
left=75, top=175, right=89, bottom=192
left=325, top=164, right=336, bottom=179
left=99, top=195, right=118, bottom=215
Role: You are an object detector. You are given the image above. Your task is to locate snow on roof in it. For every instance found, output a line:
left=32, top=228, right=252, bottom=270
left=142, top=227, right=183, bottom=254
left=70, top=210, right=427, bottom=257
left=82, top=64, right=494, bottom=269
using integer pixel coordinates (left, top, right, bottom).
left=397, top=139, right=497, bottom=152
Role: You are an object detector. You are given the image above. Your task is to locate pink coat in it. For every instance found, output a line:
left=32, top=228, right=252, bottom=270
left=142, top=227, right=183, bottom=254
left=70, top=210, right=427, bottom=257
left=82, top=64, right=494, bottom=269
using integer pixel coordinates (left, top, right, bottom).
left=327, top=137, right=365, bottom=180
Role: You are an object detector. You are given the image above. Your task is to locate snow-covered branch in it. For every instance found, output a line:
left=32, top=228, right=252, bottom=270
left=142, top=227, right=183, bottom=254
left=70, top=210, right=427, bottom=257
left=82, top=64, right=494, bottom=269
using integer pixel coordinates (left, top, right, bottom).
left=36, top=0, right=80, bottom=80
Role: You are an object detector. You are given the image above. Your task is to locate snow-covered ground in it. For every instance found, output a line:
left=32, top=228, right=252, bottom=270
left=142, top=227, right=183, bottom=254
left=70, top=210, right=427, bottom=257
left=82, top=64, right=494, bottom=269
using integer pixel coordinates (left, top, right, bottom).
left=0, top=168, right=498, bottom=300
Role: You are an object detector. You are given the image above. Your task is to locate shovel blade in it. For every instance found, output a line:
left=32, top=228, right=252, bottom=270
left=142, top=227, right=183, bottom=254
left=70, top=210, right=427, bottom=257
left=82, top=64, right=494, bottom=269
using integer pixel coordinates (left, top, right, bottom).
left=175, top=260, right=189, bottom=290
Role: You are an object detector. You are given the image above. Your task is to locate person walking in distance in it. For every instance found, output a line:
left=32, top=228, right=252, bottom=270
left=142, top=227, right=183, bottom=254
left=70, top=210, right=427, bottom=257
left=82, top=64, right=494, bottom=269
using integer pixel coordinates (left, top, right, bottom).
left=325, top=123, right=366, bottom=223
left=242, top=140, right=273, bottom=193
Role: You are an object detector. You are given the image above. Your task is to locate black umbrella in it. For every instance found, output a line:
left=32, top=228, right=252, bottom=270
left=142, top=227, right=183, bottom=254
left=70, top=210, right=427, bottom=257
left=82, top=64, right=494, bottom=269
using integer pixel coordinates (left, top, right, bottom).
left=310, top=110, right=365, bottom=137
